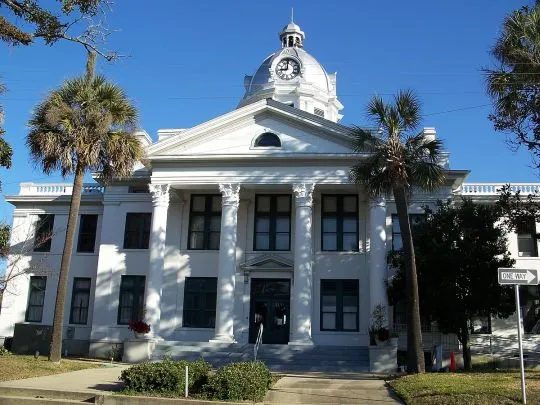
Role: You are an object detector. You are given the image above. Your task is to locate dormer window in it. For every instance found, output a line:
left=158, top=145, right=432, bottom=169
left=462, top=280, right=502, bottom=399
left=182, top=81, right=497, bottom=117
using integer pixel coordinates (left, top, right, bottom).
left=254, top=132, right=281, bottom=147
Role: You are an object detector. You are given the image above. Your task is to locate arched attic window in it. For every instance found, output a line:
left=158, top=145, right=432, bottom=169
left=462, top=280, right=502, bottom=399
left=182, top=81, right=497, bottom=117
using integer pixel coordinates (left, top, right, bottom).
left=254, top=132, right=281, bottom=147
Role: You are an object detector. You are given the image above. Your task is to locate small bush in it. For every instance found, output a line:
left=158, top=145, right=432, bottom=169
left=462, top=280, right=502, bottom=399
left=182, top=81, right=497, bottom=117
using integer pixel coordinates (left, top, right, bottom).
left=120, top=359, right=210, bottom=394
left=205, top=361, right=272, bottom=402
left=0, top=347, right=10, bottom=356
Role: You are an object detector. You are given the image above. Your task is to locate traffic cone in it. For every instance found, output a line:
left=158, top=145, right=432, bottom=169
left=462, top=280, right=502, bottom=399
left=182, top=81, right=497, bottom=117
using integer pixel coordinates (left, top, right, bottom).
left=450, top=351, right=457, bottom=372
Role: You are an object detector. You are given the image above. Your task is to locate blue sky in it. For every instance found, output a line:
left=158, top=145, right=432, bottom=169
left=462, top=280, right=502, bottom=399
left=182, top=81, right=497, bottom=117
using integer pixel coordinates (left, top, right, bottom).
left=0, top=0, right=537, bottom=222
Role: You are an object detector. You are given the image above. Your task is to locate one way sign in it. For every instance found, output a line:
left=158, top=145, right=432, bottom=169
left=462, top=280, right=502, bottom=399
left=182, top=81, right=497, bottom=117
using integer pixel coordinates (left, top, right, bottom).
left=498, top=268, right=539, bottom=286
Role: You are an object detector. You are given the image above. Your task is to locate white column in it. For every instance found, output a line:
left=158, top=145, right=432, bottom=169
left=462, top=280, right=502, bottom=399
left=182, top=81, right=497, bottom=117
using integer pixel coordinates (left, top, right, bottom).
left=211, top=183, right=241, bottom=343
left=290, top=183, right=315, bottom=344
left=369, top=197, right=388, bottom=314
left=145, top=183, right=170, bottom=339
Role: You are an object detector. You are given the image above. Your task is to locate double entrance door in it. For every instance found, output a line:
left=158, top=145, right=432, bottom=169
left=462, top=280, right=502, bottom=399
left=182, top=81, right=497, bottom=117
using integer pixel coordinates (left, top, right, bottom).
left=249, top=278, right=290, bottom=344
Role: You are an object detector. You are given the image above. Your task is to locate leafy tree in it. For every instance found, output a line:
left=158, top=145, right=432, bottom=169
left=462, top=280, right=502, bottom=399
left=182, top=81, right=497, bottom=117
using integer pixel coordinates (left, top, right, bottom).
left=0, top=0, right=115, bottom=189
left=485, top=3, right=540, bottom=167
left=27, top=58, right=142, bottom=362
left=496, top=184, right=540, bottom=231
left=388, top=199, right=515, bottom=370
left=349, top=90, right=446, bottom=373
left=0, top=0, right=115, bottom=58
left=0, top=81, right=13, bottom=182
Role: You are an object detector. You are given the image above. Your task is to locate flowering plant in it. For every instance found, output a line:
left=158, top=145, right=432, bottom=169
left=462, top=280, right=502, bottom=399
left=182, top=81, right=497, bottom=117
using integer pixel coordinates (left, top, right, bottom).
left=128, top=320, right=151, bottom=334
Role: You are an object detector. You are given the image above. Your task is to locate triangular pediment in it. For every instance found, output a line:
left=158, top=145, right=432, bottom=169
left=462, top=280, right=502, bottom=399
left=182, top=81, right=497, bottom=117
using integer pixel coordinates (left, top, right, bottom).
left=240, top=254, right=293, bottom=271
left=146, top=99, right=358, bottom=160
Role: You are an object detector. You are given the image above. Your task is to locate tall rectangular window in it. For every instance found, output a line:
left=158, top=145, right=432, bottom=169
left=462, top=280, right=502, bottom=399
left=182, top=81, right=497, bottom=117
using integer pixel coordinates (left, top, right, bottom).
left=117, top=275, right=145, bottom=325
left=123, top=213, right=152, bottom=249
left=33, top=214, right=54, bottom=252
left=25, top=276, right=47, bottom=322
left=392, top=300, right=432, bottom=332
left=517, top=217, right=538, bottom=257
left=254, top=195, right=291, bottom=251
left=391, top=214, right=425, bottom=251
left=322, top=195, right=358, bottom=251
left=320, top=279, right=359, bottom=331
left=183, top=277, right=218, bottom=328
left=77, top=214, right=98, bottom=253
left=69, top=278, right=91, bottom=324
left=188, top=195, right=222, bottom=250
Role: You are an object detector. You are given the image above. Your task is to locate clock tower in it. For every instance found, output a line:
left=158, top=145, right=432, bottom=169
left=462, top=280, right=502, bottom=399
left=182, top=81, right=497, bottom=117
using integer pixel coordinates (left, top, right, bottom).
left=239, top=20, right=344, bottom=122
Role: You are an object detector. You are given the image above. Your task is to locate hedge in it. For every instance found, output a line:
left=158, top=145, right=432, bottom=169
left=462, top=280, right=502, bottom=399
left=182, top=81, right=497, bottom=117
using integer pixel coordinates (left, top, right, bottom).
left=205, top=361, right=272, bottom=402
left=120, top=359, right=210, bottom=394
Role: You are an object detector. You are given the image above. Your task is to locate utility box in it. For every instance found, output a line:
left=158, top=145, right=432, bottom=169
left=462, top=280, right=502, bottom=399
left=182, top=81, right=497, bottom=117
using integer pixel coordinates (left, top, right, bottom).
left=11, top=323, right=52, bottom=355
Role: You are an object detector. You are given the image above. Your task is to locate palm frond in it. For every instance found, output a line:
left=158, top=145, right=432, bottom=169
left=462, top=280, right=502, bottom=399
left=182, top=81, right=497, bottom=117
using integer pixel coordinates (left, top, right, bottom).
left=349, top=125, right=382, bottom=153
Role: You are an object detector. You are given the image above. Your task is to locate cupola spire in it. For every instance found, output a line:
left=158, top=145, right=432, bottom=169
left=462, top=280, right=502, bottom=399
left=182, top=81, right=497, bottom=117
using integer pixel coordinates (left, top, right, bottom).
left=279, top=15, right=305, bottom=48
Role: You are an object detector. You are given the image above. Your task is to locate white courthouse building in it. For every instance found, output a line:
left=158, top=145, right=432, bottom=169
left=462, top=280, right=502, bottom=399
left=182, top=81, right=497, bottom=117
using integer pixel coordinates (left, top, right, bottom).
left=0, top=21, right=538, bottom=366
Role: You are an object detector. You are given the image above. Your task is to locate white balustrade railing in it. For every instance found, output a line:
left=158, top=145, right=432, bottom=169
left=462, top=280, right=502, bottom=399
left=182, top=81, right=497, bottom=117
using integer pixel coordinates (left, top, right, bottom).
left=460, top=183, right=540, bottom=196
left=19, top=182, right=104, bottom=195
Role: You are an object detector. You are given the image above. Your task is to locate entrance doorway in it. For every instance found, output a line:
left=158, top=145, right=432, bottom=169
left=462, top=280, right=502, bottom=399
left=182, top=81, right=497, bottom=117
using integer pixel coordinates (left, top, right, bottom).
left=249, top=278, right=290, bottom=344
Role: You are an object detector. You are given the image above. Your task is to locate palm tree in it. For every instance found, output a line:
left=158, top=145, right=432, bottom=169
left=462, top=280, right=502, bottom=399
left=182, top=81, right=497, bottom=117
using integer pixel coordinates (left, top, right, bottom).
left=27, top=53, right=143, bottom=362
left=349, top=90, right=445, bottom=373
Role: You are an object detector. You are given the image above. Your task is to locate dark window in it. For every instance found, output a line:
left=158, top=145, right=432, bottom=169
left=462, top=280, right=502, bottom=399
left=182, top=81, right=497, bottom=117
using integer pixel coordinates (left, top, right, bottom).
left=183, top=277, right=217, bottom=328
left=320, top=279, right=359, bottom=331
left=517, top=217, right=538, bottom=257
left=77, top=215, right=98, bottom=253
left=391, top=214, right=425, bottom=251
left=117, top=275, right=145, bottom=325
left=254, top=195, right=291, bottom=251
left=470, top=315, right=492, bottom=334
left=522, top=286, right=540, bottom=334
left=123, top=213, right=151, bottom=249
left=188, top=195, right=222, bottom=250
left=33, top=214, right=54, bottom=252
left=25, top=276, right=47, bottom=322
left=254, top=132, right=281, bottom=147
left=322, top=195, right=358, bottom=251
left=69, top=278, right=91, bottom=324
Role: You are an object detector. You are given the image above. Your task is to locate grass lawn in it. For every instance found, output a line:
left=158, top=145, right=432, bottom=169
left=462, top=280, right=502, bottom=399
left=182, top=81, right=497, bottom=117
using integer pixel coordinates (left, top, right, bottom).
left=0, top=355, right=103, bottom=382
left=389, top=371, right=540, bottom=405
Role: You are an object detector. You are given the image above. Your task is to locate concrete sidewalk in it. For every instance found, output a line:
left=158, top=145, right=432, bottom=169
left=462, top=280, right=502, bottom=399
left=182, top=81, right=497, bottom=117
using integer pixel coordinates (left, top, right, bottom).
left=263, top=373, right=403, bottom=404
left=0, top=366, right=403, bottom=404
left=0, top=363, right=129, bottom=393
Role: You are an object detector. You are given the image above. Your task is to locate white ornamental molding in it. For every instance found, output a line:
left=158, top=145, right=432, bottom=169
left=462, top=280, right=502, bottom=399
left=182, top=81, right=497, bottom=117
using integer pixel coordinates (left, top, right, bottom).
left=219, top=183, right=241, bottom=207
left=148, top=184, right=170, bottom=207
left=293, top=183, right=315, bottom=207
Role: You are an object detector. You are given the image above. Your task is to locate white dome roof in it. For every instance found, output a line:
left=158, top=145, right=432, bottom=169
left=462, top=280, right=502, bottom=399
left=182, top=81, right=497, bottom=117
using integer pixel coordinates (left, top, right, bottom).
left=243, top=47, right=333, bottom=98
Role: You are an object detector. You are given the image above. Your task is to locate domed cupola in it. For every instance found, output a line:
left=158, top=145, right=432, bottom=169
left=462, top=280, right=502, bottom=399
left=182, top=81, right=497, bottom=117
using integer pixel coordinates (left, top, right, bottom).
left=238, top=19, right=344, bottom=122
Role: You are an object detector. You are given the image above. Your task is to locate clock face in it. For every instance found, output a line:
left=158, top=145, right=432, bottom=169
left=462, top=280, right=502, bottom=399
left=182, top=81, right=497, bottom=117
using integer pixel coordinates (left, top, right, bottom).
left=275, top=58, right=300, bottom=80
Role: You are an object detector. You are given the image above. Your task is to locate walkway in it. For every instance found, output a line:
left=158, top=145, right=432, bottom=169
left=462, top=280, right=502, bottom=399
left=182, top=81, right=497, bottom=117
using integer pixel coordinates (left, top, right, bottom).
left=0, top=366, right=403, bottom=404
left=263, top=373, right=403, bottom=404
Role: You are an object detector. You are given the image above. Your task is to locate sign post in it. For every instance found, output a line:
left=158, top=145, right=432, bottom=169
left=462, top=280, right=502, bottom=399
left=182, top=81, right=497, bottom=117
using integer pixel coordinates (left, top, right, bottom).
left=498, top=268, right=539, bottom=405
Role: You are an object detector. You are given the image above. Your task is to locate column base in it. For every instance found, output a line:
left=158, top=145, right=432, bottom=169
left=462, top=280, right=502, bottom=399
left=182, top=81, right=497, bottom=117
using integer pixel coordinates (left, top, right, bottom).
left=209, top=334, right=237, bottom=344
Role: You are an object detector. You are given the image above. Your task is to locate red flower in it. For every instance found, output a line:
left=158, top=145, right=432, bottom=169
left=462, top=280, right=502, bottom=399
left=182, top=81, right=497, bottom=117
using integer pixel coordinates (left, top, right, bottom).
left=128, top=320, right=151, bottom=334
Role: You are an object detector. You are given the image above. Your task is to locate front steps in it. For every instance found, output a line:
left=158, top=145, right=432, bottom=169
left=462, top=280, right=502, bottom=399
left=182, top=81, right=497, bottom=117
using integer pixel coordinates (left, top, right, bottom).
left=151, top=342, right=370, bottom=372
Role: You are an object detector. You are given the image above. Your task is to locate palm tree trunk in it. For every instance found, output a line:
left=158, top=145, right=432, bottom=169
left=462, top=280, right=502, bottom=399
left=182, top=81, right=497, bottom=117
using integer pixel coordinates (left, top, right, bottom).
left=393, top=185, right=425, bottom=373
left=48, top=165, right=84, bottom=362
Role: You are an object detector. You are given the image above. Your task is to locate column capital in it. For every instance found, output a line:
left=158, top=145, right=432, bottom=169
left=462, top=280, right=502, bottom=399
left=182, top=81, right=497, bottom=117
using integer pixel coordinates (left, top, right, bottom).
left=219, top=183, right=241, bottom=207
left=293, top=183, right=315, bottom=207
left=149, top=183, right=170, bottom=207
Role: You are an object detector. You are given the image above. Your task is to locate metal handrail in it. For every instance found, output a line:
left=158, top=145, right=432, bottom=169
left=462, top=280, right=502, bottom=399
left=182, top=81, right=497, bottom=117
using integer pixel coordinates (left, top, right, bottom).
left=254, top=323, right=263, bottom=360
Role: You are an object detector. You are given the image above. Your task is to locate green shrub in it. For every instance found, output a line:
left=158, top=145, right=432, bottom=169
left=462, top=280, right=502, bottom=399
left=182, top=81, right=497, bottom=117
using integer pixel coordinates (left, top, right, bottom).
left=205, top=361, right=272, bottom=402
left=0, top=347, right=10, bottom=356
left=120, top=359, right=210, bottom=394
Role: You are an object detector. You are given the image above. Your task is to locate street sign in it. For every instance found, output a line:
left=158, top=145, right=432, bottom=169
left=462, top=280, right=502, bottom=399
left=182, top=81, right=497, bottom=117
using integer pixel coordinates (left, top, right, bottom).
left=498, top=268, right=539, bottom=286
left=497, top=267, right=539, bottom=404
